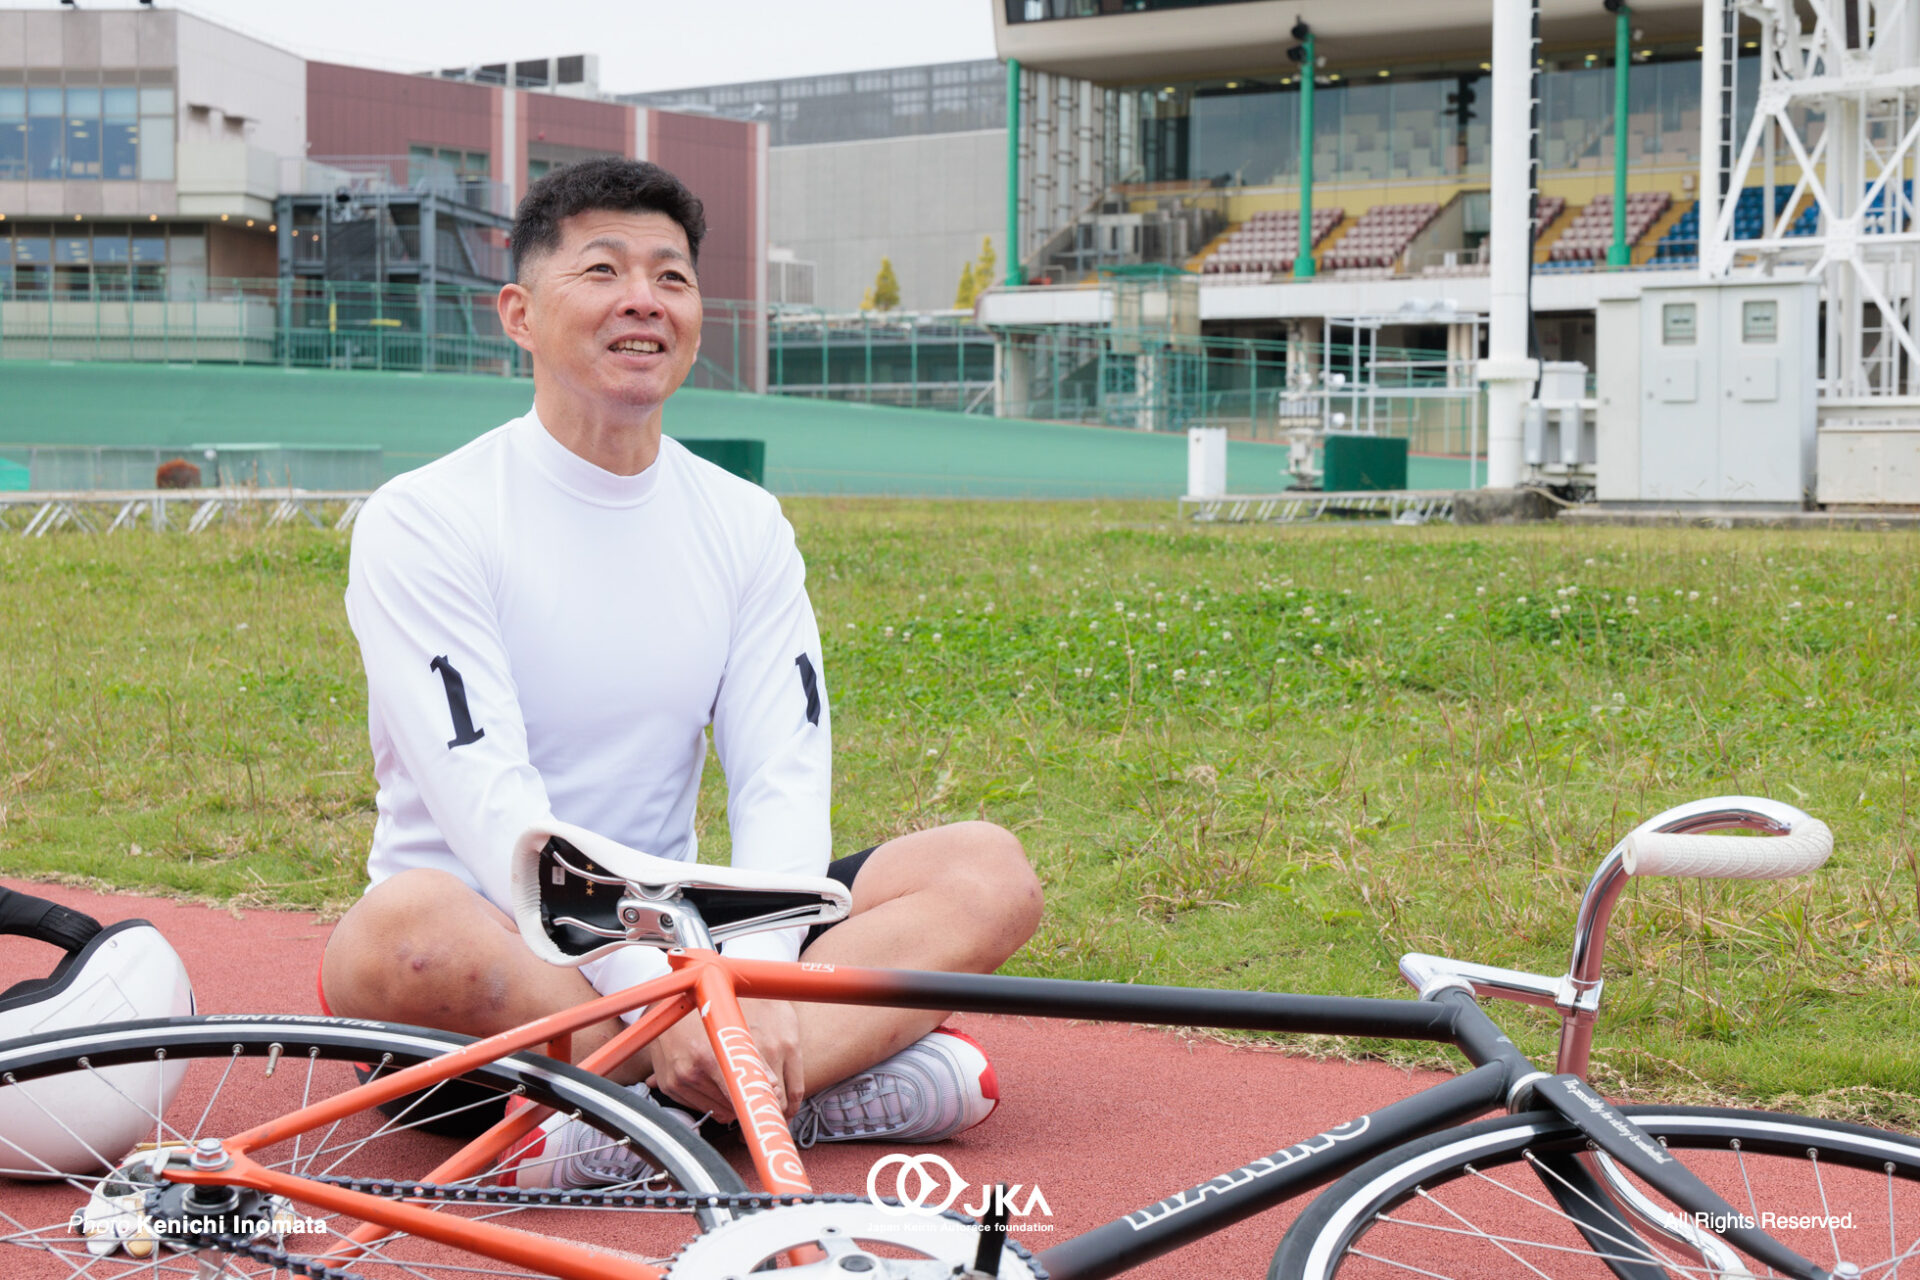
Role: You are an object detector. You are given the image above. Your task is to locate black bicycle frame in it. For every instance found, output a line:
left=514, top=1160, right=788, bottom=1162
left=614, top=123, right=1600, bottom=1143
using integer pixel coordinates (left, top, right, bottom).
left=741, top=967, right=1827, bottom=1280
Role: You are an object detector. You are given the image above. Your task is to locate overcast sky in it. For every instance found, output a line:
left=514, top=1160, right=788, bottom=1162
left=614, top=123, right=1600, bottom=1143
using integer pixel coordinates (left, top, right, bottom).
left=13, top=0, right=1002, bottom=93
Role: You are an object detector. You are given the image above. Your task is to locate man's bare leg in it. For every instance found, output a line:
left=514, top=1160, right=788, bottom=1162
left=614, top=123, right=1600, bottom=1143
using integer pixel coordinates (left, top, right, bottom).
left=320, top=868, right=656, bottom=1081
left=320, top=819, right=1043, bottom=1104
left=791, top=820, right=1042, bottom=1090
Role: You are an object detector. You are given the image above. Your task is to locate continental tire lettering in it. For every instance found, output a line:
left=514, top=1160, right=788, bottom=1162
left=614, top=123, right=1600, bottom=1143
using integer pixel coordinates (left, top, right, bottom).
left=715, top=1025, right=806, bottom=1187
left=1122, top=1117, right=1371, bottom=1230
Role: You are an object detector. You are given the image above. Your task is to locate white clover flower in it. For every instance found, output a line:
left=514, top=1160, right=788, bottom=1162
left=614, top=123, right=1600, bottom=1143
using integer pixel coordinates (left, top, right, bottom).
left=1476, top=586, right=1486, bottom=596
left=926, top=747, right=939, bottom=756
left=1845, top=600, right=1855, bottom=609
left=917, top=593, right=927, bottom=602
left=1789, top=601, right=1802, bottom=610
left=1443, top=613, right=1455, bottom=622
left=1889, top=613, right=1901, bottom=624
left=1221, top=631, right=1233, bottom=641
left=1687, top=591, right=1699, bottom=602
left=1056, top=639, right=1068, bottom=649
left=1156, top=621, right=1168, bottom=633
left=1302, top=605, right=1316, bottom=617
left=1173, top=668, right=1188, bottom=682
left=1311, top=643, right=1324, bottom=655
left=1613, top=692, right=1626, bottom=704
left=931, top=632, right=942, bottom=642
left=1517, top=596, right=1529, bottom=605
left=1625, top=595, right=1637, bottom=606
left=883, top=626, right=895, bottom=638
left=1146, top=662, right=1158, bottom=672
left=1803, top=696, right=1818, bottom=709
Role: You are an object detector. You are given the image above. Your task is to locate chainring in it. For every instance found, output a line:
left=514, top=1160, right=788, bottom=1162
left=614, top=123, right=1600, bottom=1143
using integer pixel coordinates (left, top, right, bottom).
left=663, top=1196, right=1048, bottom=1279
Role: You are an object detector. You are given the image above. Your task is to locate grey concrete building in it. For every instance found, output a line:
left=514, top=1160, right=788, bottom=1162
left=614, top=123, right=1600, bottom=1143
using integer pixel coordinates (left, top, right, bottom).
left=624, top=61, right=1007, bottom=313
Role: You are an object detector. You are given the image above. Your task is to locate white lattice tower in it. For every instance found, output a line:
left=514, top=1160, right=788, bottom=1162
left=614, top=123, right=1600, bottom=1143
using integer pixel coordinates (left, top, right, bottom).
left=1702, top=0, right=1920, bottom=400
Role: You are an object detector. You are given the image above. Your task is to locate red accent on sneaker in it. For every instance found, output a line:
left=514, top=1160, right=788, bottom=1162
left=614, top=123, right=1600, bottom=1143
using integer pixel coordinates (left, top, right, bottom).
left=934, top=1027, right=999, bottom=1128
left=495, top=1099, right=548, bottom=1188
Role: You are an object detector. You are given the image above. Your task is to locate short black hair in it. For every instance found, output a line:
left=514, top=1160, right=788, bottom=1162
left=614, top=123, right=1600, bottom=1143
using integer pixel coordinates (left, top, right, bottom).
left=509, top=157, right=706, bottom=282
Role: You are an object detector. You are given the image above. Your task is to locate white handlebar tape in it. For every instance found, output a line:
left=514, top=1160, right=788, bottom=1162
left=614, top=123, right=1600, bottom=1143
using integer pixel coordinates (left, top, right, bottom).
left=1623, top=818, right=1833, bottom=880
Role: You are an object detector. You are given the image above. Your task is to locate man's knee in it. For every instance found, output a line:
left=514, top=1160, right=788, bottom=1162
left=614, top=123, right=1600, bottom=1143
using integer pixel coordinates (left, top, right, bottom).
left=911, top=821, right=1044, bottom=958
left=322, top=869, right=512, bottom=1022
left=958, top=821, right=1044, bottom=942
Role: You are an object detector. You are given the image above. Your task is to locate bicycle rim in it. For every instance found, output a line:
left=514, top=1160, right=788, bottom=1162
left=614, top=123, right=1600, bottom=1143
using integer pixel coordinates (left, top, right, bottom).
left=0, top=1014, right=748, bottom=1280
left=1274, top=1106, right=1920, bottom=1280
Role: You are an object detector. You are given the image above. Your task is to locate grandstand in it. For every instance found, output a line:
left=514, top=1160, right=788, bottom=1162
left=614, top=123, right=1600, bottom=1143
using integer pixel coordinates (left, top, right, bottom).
left=1544, top=192, right=1671, bottom=265
left=1199, top=208, right=1344, bottom=276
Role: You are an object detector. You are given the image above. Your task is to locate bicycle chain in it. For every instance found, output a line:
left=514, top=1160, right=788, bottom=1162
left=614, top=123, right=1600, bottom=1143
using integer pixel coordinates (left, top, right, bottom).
left=166, top=1227, right=369, bottom=1280
left=164, top=1181, right=1047, bottom=1279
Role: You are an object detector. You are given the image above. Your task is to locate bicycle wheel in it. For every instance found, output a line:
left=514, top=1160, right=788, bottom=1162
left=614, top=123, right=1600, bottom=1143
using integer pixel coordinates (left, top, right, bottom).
left=1273, top=1106, right=1920, bottom=1280
left=0, top=1014, right=749, bottom=1279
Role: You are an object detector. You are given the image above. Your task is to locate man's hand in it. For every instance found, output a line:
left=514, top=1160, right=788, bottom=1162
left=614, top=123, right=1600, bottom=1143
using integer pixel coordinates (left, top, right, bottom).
left=647, top=997, right=805, bottom=1124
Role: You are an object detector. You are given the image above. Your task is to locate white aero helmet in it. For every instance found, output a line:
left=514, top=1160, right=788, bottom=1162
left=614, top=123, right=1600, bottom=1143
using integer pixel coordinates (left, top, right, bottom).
left=0, top=888, right=195, bottom=1179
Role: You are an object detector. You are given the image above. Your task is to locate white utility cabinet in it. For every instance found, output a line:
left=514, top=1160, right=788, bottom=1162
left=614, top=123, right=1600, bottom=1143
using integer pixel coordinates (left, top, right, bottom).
left=1600, top=278, right=1818, bottom=504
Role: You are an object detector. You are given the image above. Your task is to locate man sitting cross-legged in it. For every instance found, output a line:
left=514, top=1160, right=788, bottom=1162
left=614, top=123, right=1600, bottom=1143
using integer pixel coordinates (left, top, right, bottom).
left=320, top=157, right=1042, bottom=1189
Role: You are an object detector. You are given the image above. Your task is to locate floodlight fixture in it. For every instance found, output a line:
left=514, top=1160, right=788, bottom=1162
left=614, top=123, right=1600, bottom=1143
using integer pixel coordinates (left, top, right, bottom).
left=1291, top=19, right=1311, bottom=41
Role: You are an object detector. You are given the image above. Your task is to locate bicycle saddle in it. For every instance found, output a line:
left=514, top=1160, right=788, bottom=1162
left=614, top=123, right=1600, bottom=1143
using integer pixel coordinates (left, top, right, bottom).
left=507, top=819, right=851, bottom=966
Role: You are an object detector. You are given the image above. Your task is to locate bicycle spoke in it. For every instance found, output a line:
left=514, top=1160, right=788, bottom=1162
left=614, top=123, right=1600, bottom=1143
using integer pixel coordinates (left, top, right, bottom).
left=1732, top=1140, right=1777, bottom=1280
left=1375, top=1211, right=1722, bottom=1277
left=1411, top=1185, right=1562, bottom=1280
left=1345, top=1250, right=1461, bottom=1280
left=1513, top=1149, right=1692, bottom=1274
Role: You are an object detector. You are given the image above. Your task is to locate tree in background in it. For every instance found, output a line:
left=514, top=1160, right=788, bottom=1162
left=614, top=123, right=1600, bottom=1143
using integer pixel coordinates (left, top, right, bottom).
left=953, top=261, right=978, bottom=309
left=871, top=257, right=901, bottom=311
left=859, top=285, right=875, bottom=311
left=974, top=236, right=998, bottom=289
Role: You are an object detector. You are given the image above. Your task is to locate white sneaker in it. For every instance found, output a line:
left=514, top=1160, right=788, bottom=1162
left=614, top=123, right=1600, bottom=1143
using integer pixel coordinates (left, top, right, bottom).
left=791, top=1028, right=999, bottom=1147
left=497, top=1087, right=697, bottom=1190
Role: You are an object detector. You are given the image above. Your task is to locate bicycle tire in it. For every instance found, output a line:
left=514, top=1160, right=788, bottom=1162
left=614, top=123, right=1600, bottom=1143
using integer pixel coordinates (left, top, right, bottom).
left=0, top=1013, right=749, bottom=1280
left=1272, top=1105, right=1920, bottom=1280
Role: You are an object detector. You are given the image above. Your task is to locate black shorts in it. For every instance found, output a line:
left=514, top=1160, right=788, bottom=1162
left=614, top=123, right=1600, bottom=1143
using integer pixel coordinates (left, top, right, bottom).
left=804, top=845, right=875, bottom=952
left=355, top=844, right=878, bottom=1139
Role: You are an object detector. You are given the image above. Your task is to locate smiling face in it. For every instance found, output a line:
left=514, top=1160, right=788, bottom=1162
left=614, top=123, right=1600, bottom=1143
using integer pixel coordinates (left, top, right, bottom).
left=500, top=207, right=703, bottom=438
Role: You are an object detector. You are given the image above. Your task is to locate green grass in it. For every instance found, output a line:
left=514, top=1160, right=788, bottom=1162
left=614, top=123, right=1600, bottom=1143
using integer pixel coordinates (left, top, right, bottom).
left=3, top=504, right=1918, bottom=1121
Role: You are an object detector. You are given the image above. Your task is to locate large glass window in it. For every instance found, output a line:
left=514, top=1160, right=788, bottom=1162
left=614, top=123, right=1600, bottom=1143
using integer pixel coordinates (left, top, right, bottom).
left=4, top=83, right=169, bottom=181
left=0, top=87, right=23, bottom=181
left=102, top=87, right=138, bottom=180
left=54, top=232, right=91, bottom=298
left=139, top=87, right=174, bottom=181
left=9, top=231, right=51, bottom=297
left=130, top=232, right=166, bottom=295
left=27, top=87, right=62, bottom=179
left=65, top=86, right=101, bottom=180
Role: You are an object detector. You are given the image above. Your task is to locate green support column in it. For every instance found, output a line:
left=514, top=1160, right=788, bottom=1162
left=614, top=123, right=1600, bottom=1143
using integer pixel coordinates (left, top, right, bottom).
left=1006, top=59, right=1025, bottom=287
left=1295, top=33, right=1317, bottom=279
left=1608, top=4, right=1631, bottom=267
